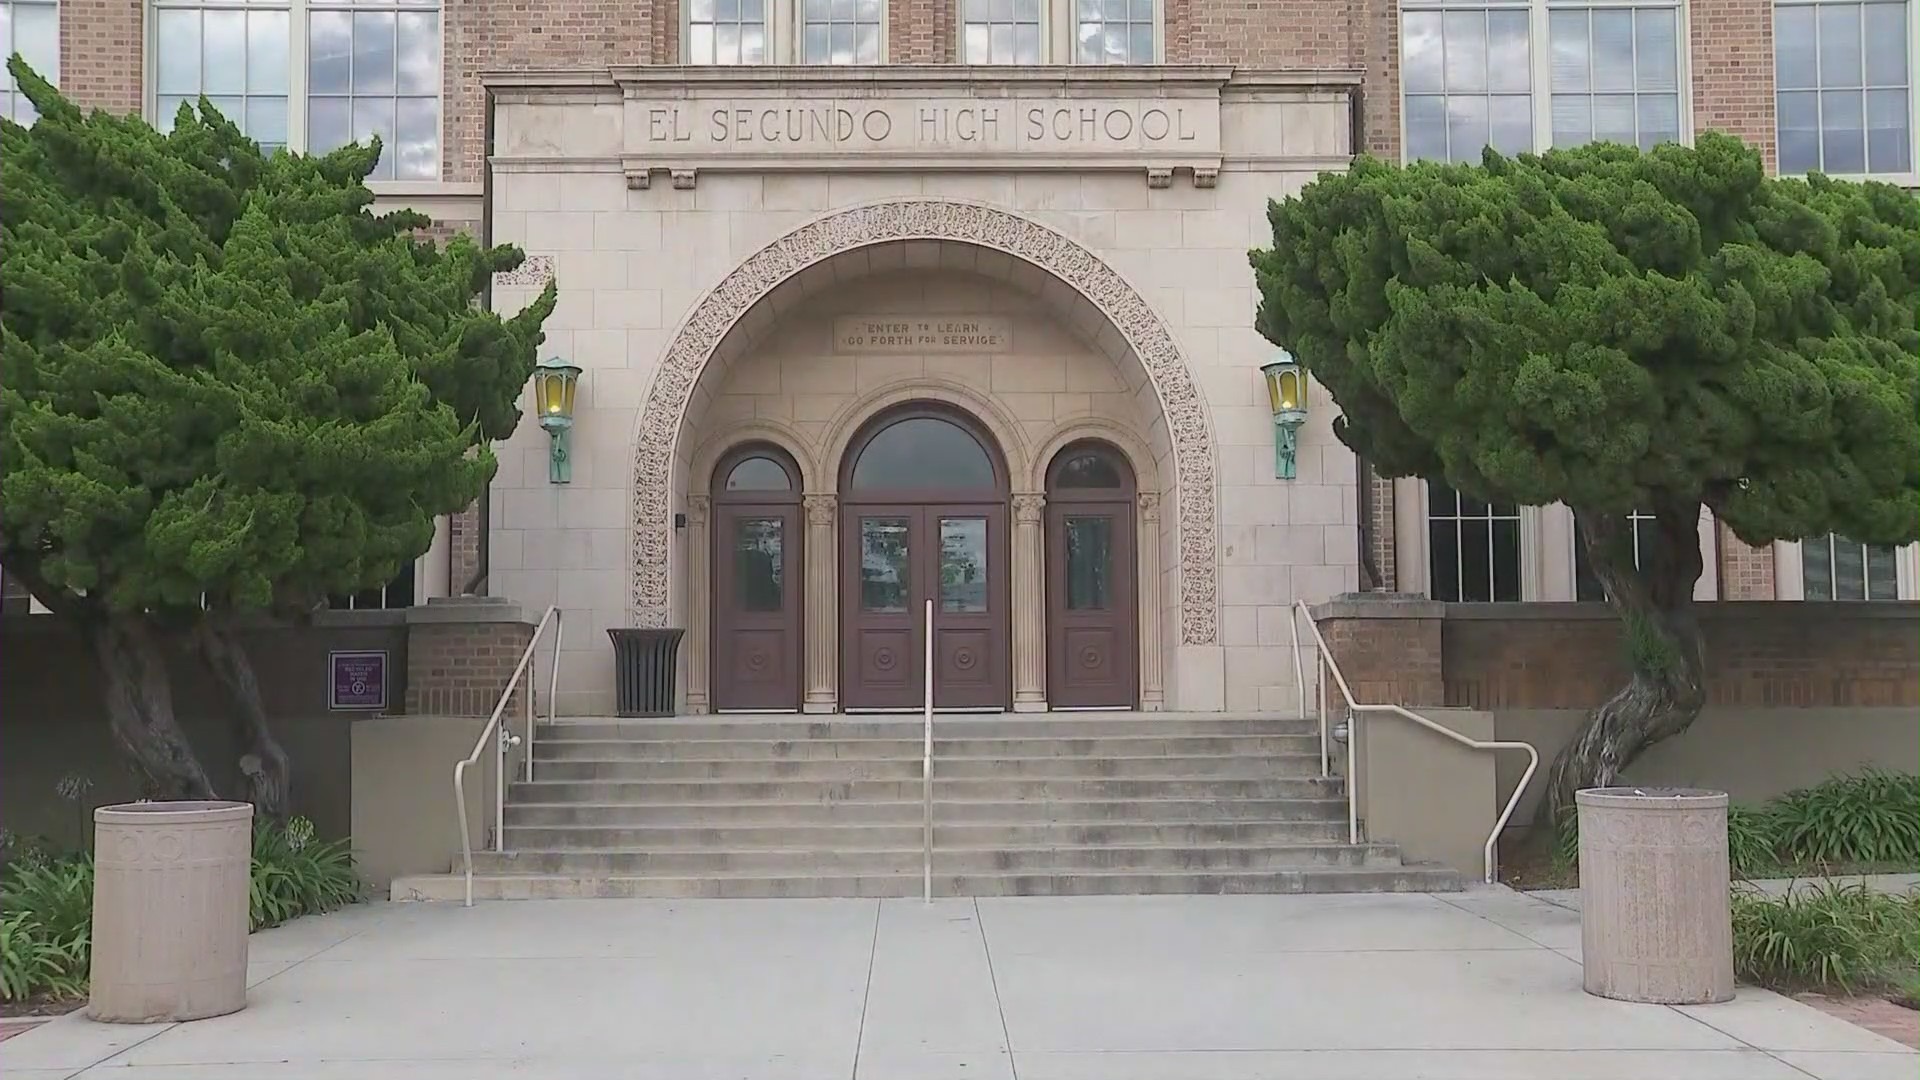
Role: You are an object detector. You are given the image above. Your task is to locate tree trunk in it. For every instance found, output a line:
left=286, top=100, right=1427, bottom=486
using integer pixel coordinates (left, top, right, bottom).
left=193, top=616, right=292, bottom=819
left=1539, top=504, right=1709, bottom=830
left=88, top=614, right=219, bottom=801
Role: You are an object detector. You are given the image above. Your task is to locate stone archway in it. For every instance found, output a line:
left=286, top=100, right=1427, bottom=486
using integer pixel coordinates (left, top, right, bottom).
left=631, top=198, right=1219, bottom=647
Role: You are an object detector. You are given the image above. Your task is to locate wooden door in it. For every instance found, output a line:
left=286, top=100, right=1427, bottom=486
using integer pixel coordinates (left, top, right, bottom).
left=1045, top=443, right=1139, bottom=709
left=711, top=448, right=803, bottom=712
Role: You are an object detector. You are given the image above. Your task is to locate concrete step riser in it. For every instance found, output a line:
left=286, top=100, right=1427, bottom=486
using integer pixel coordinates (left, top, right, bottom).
left=537, top=719, right=1321, bottom=741
left=508, top=777, right=1343, bottom=803
left=396, top=866, right=1461, bottom=902
left=504, top=798, right=1350, bottom=826
left=529, top=755, right=1327, bottom=782
left=531, top=735, right=1325, bottom=761
left=501, top=820, right=1353, bottom=849
left=471, top=845, right=1400, bottom=875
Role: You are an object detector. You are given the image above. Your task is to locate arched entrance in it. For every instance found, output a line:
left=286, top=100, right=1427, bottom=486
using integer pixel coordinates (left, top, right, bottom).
left=710, top=444, right=803, bottom=712
left=1045, top=442, right=1139, bottom=709
left=839, top=404, right=1011, bottom=710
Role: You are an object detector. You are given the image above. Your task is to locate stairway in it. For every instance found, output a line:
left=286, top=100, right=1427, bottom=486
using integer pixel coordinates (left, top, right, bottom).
left=390, top=713, right=1463, bottom=900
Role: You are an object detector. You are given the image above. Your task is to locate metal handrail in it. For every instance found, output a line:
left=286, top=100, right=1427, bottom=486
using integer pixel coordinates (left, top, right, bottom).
left=921, top=598, right=934, bottom=904
left=1287, top=599, right=1538, bottom=885
left=453, top=605, right=563, bottom=907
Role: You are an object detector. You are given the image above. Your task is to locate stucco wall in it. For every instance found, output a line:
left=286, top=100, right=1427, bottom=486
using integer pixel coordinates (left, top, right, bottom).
left=1348, top=707, right=1498, bottom=879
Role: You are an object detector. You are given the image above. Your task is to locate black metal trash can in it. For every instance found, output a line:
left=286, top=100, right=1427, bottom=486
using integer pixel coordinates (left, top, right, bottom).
left=608, top=628, right=686, bottom=717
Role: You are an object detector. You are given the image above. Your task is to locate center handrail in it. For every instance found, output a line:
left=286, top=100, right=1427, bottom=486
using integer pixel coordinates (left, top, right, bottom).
left=453, top=604, right=563, bottom=907
left=1288, top=599, right=1537, bottom=885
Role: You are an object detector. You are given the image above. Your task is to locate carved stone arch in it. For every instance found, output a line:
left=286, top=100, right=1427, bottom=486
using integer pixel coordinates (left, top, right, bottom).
left=686, top=420, right=825, bottom=496
left=631, top=197, right=1218, bottom=646
left=1030, top=418, right=1163, bottom=496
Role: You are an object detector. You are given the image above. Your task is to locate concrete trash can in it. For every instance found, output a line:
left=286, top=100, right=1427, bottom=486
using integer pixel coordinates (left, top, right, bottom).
left=1576, top=787, right=1734, bottom=1005
left=89, top=801, right=254, bottom=1023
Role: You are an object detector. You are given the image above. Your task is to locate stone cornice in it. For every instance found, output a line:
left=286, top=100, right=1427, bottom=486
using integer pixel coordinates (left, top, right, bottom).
left=480, top=66, right=1364, bottom=95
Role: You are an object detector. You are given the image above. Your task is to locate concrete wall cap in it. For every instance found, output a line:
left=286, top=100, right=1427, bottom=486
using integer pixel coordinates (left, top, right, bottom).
left=1441, top=600, right=1919, bottom=622
left=405, top=596, right=531, bottom=626
left=1309, top=593, right=1445, bottom=620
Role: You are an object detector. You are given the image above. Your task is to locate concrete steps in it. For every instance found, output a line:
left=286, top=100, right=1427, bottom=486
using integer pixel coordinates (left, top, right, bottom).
left=392, top=712, right=1463, bottom=901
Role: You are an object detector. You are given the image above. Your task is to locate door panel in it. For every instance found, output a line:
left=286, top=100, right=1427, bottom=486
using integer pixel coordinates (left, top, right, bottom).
left=1046, top=504, right=1137, bottom=708
left=841, top=504, right=1009, bottom=710
left=712, top=506, right=801, bottom=711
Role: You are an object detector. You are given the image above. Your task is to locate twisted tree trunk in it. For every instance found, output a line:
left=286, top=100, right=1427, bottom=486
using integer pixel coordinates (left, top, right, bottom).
left=194, top=615, right=291, bottom=819
left=88, top=614, right=219, bottom=800
left=1539, top=503, right=1709, bottom=830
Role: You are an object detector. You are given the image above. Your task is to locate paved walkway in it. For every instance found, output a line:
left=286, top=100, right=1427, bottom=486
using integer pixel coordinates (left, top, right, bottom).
left=1532, top=872, right=1920, bottom=911
left=6, top=887, right=1916, bottom=1079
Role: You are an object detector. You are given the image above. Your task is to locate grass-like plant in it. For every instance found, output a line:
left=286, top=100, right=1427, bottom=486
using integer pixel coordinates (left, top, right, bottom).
left=249, top=817, right=362, bottom=931
left=1732, top=882, right=1920, bottom=994
left=1769, top=770, right=1920, bottom=866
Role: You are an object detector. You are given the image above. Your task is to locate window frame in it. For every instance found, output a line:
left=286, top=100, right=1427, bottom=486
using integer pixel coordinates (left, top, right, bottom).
left=681, top=0, right=892, bottom=64
left=1, top=0, right=62, bottom=123
left=1775, top=536, right=1920, bottom=600
left=1396, top=0, right=1695, bottom=163
left=1394, top=478, right=1545, bottom=601
left=1770, top=0, right=1920, bottom=187
left=142, top=0, right=446, bottom=185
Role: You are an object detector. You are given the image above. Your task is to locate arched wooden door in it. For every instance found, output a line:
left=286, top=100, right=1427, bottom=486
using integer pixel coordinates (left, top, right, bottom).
left=1045, top=442, right=1138, bottom=709
left=710, top=445, right=803, bottom=712
left=839, top=405, right=1010, bottom=711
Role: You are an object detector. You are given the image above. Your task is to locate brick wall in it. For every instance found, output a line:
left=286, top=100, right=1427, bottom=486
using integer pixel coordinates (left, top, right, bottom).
left=403, top=599, right=536, bottom=716
left=58, top=0, right=141, bottom=114
left=1309, top=595, right=1444, bottom=704
left=1169, top=0, right=1354, bottom=67
left=449, top=503, right=483, bottom=595
left=1440, top=603, right=1918, bottom=710
left=1689, top=0, right=1776, bottom=170
left=1365, top=469, right=1395, bottom=590
left=1719, top=524, right=1778, bottom=600
left=888, top=0, right=952, bottom=63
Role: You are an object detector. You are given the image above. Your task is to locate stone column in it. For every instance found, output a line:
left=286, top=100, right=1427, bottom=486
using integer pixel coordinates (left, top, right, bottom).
left=1012, top=492, right=1048, bottom=712
left=1137, top=492, right=1165, bottom=711
left=684, top=495, right=711, bottom=714
left=803, top=494, right=838, bottom=713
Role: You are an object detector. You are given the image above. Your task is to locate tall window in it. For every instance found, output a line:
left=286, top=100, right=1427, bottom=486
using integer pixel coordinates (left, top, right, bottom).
left=1400, top=0, right=1685, bottom=162
left=149, top=0, right=442, bottom=181
left=1077, top=0, right=1154, bottom=64
left=1, top=0, right=60, bottom=124
left=962, top=0, right=1042, bottom=63
left=1775, top=0, right=1914, bottom=177
left=1802, top=534, right=1899, bottom=600
left=1573, top=510, right=1659, bottom=601
left=687, top=0, right=767, bottom=64
left=1427, top=482, right=1523, bottom=601
left=801, top=0, right=881, bottom=63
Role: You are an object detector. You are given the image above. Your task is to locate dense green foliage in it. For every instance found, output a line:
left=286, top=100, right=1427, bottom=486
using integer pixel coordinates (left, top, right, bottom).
left=1553, top=770, right=1920, bottom=877
left=0, top=817, right=360, bottom=1002
left=0, top=60, right=555, bottom=618
left=1250, top=134, right=1919, bottom=549
left=1733, top=883, right=1919, bottom=994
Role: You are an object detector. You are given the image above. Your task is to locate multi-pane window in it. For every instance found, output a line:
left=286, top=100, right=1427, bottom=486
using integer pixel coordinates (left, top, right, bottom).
left=1573, top=510, right=1659, bottom=601
left=1427, top=481, right=1523, bottom=601
left=154, top=2, right=291, bottom=151
left=307, top=0, right=442, bottom=179
left=1401, top=0, right=1685, bottom=162
left=1402, top=7, right=1535, bottom=162
left=801, top=0, right=882, bottom=63
left=963, top=0, right=1042, bottom=63
left=687, top=0, right=768, bottom=64
left=1548, top=7, right=1681, bottom=149
left=148, top=0, right=441, bottom=180
left=329, top=563, right=417, bottom=610
left=1775, top=1, right=1914, bottom=176
left=0, top=0, right=59, bottom=123
left=1077, top=0, right=1155, bottom=64
left=1802, top=534, right=1899, bottom=600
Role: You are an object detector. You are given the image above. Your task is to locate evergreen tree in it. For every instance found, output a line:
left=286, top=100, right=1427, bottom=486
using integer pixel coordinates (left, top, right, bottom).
left=1, top=62, right=557, bottom=812
left=1251, top=134, right=1919, bottom=824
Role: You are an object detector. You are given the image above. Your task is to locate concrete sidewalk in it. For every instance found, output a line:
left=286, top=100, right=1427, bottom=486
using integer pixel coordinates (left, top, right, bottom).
left=5, top=887, right=1915, bottom=1079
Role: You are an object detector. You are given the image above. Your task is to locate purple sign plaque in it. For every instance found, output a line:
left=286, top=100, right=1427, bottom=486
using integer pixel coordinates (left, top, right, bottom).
left=329, top=650, right=388, bottom=711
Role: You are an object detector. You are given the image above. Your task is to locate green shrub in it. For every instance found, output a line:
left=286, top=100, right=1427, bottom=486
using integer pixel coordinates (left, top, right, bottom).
left=1770, top=771, right=1920, bottom=865
left=249, top=817, right=362, bottom=931
left=0, top=855, right=93, bottom=1003
left=0, top=911, right=87, bottom=1002
left=1731, top=883, right=1920, bottom=994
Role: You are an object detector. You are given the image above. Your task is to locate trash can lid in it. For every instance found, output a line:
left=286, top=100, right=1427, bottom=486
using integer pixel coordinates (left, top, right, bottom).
left=94, top=800, right=255, bottom=823
left=1574, top=787, right=1728, bottom=808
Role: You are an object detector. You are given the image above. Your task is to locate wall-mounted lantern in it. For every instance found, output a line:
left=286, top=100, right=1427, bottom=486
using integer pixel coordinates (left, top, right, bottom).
left=1261, top=352, right=1308, bottom=480
left=532, top=355, right=582, bottom=484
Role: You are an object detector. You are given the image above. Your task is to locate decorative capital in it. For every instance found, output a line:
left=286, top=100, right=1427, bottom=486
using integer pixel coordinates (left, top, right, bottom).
left=1012, top=493, right=1046, bottom=524
left=1138, top=492, right=1162, bottom=522
left=803, top=493, right=836, bottom=527
left=685, top=493, right=711, bottom=525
